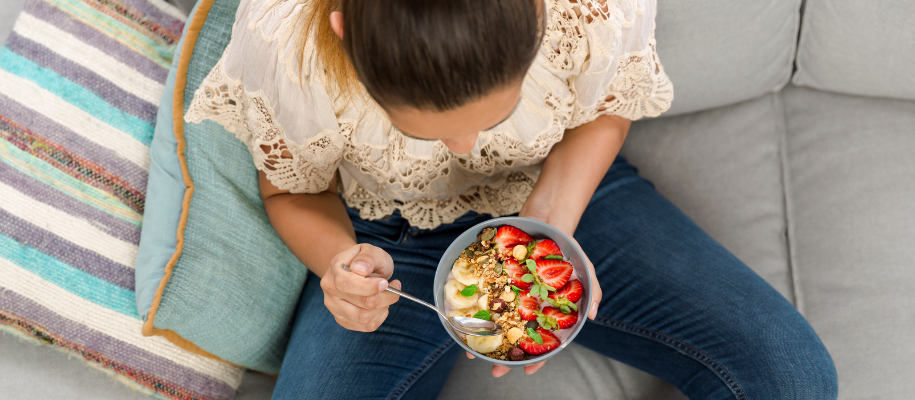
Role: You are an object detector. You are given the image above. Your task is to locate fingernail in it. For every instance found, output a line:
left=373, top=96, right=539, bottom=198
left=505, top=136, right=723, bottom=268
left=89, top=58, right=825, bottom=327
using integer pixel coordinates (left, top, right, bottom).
left=378, top=280, right=388, bottom=291
left=352, top=261, right=370, bottom=275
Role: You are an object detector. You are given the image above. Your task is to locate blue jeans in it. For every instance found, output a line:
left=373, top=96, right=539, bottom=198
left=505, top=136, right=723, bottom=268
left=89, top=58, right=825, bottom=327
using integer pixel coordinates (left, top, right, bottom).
left=272, top=156, right=838, bottom=400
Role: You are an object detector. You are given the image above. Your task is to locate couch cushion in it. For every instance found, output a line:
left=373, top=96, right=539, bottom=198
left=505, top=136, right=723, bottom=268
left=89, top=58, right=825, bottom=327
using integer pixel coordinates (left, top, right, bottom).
left=441, top=92, right=792, bottom=399
left=138, top=0, right=309, bottom=375
left=782, top=85, right=915, bottom=399
left=655, top=0, right=801, bottom=116
left=793, top=1, right=915, bottom=101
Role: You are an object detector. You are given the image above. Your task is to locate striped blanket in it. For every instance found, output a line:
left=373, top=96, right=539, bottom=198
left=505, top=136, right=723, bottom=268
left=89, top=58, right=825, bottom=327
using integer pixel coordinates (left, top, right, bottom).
left=0, top=0, right=244, bottom=399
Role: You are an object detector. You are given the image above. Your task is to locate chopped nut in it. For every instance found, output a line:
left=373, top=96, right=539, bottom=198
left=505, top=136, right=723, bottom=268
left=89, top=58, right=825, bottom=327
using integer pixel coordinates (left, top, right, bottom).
left=500, top=290, right=516, bottom=302
left=512, top=245, right=527, bottom=260
left=506, top=327, right=524, bottom=344
left=508, top=347, right=525, bottom=361
left=490, top=298, right=507, bottom=313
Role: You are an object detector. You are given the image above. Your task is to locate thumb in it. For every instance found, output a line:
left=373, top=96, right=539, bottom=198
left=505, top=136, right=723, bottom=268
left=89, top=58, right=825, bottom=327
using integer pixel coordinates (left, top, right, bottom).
left=348, top=244, right=395, bottom=279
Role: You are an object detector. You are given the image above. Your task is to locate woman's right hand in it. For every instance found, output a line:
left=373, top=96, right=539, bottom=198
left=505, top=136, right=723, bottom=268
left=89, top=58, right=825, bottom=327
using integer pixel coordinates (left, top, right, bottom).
left=322, top=243, right=402, bottom=332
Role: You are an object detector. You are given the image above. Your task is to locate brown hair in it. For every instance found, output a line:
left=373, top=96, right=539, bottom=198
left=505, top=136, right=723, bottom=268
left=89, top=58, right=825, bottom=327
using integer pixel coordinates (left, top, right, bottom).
left=295, top=0, right=544, bottom=111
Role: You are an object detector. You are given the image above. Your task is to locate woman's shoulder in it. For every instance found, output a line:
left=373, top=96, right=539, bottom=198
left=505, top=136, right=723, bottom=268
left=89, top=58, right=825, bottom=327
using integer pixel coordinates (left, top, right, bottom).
left=543, top=0, right=657, bottom=64
left=228, top=0, right=319, bottom=85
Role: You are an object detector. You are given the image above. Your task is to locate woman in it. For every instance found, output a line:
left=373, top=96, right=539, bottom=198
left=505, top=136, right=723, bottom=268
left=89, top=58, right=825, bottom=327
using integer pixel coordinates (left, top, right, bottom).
left=186, top=0, right=838, bottom=398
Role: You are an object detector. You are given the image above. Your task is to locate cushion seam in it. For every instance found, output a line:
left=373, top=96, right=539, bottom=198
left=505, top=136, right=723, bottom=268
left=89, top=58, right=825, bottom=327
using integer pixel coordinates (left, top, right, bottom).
left=772, top=91, right=803, bottom=313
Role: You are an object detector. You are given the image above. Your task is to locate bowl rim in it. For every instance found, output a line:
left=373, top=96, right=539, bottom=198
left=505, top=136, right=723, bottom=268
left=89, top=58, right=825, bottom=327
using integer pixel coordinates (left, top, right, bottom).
left=433, top=216, right=593, bottom=366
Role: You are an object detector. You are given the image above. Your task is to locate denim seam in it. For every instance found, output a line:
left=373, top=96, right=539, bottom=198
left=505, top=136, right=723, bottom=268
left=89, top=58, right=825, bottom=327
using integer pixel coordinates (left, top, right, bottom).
left=387, top=340, right=455, bottom=400
left=592, top=316, right=748, bottom=400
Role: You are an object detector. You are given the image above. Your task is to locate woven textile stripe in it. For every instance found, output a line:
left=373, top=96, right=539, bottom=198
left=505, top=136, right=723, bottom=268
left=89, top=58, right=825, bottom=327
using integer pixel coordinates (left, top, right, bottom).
left=0, top=0, right=246, bottom=398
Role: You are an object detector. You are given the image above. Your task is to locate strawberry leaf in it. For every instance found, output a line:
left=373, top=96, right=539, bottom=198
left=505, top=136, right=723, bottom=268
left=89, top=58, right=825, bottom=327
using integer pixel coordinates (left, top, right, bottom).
left=530, top=284, right=540, bottom=298
left=459, top=284, right=478, bottom=297
left=544, top=285, right=556, bottom=291
left=525, top=259, right=537, bottom=273
left=560, top=305, right=571, bottom=314
left=527, top=328, right=543, bottom=344
left=540, top=286, right=549, bottom=299
left=521, top=274, right=534, bottom=283
left=544, top=254, right=564, bottom=260
left=546, top=298, right=558, bottom=306
left=569, top=303, right=578, bottom=312
left=472, top=310, right=491, bottom=321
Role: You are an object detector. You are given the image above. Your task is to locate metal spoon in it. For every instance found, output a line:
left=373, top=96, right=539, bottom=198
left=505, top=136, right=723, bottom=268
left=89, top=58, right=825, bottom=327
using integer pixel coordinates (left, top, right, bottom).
left=342, top=264, right=502, bottom=337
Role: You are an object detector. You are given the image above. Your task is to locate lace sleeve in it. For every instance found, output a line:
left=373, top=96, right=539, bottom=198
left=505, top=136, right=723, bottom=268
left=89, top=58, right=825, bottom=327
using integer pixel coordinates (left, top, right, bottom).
left=183, top=0, right=343, bottom=194
left=564, top=0, right=673, bottom=127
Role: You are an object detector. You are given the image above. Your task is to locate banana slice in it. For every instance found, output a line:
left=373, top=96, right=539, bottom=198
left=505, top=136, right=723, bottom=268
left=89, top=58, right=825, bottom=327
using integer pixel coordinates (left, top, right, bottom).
left=467, top=333, right=503, bottom=354
left=451, top=258, right=478, bottom=286
left=445, top=279, right=479, bottom=309
left=448, top=306, right=480, bottom=318
left=478, top=293, right=489, bottom=311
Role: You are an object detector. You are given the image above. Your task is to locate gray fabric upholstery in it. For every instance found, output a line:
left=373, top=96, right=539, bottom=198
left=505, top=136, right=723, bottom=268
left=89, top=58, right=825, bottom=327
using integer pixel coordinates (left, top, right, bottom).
left=655, top=0, right=801, bottom=117
left=0, top=330, right=276, bottom=400
left=793, top=1, right=915, bottom=101
left=623, top=93, right=795, bottom=299
left=165, top=0, right=197, bottom=19
left=441, top=92, right=792, bottom=400
left=0, top=330, right=150, bottom=399
left=782, top=85, right=915, bottom=399
left=0, top=0, right=26, bottom=45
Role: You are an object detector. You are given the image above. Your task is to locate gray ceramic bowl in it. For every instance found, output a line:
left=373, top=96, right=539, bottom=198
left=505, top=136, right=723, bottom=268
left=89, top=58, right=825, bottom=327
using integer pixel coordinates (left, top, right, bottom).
left=433, top=216, right=592, bottom=366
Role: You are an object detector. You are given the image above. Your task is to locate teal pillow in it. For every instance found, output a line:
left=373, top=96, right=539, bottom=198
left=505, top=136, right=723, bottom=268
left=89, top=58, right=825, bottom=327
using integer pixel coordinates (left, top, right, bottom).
left=136, top=0, right=308, bottom=374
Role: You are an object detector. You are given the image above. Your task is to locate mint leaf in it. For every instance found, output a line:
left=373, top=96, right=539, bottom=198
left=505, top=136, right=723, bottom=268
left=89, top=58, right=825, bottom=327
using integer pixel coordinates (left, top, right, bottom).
left=511, top=285, right=523, bottom=293
left=521, top=274, right=534, bottom=283
left=476, top=330, right=491, bottom=335
left=472, top=310, right=491, bottom=321
left=560, top=305, right=571, bottom=314
left=540, top=286, right=549, bottom=299
left=544, top=285, right=556, bottom=292
left=543, top=254, right=564, bottom=260
left=527, top=328, right=543, bottom=345
left=460, top=284, right=478, bottom=297
left=525, top=259, right=537, bottom=273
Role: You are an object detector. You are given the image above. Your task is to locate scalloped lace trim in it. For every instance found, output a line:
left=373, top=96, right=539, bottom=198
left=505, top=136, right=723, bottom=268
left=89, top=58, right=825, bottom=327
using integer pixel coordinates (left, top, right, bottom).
left=573, top=34, right=673, bottom=125
left=344, top=171, right=538, bottom=230
left=184, top=63, right=341, bottom=193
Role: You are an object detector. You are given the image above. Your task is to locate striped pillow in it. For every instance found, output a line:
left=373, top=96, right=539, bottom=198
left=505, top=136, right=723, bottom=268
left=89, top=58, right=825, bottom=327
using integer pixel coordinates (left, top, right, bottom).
left=0, top=0, right=244, bottom=398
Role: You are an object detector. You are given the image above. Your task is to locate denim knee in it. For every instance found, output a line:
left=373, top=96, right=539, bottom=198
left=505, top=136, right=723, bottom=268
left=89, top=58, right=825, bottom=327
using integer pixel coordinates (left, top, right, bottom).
left=742, top=325, right=839, bottom=399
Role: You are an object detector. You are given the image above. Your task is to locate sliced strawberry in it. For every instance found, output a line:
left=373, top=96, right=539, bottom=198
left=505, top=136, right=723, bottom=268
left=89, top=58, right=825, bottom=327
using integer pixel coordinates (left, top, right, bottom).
left=504, top=259, right=532, bottom=290
left=493, top=226, right=533, bottom=259
left=549, top=279, right=583, bottom=303
left=529, top=239, right=563, bottom=261
left=535, top=259, right=573, bottom=290
left=518, top=328, right=561, bottom=355
left=517, top=292, right=539, bottom=321
left=542, top=307, right=579, bottom=329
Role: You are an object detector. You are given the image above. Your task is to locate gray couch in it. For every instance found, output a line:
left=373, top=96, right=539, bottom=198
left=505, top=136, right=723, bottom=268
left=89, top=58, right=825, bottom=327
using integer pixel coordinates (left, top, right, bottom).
left=2, top=0, right=913, bottom=399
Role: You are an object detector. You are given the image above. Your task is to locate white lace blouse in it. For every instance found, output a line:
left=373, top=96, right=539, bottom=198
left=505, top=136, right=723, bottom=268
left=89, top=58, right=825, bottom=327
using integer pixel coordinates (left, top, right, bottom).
left=185, top=0, right=673, bottom=229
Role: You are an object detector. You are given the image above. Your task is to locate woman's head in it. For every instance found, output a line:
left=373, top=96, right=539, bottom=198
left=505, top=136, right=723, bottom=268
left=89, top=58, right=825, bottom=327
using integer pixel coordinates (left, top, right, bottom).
left=304, top=0, right=544, bottom=153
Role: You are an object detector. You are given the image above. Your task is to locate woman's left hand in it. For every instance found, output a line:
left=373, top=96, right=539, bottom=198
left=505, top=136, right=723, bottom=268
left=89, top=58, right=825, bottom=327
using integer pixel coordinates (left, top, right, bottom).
left=466, top=210, right=603, bottom=377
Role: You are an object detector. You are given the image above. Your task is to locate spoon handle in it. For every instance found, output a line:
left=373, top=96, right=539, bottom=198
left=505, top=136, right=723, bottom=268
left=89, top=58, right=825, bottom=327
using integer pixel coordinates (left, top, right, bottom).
left=341, top=263, right=447, bottom=319
left=384, top=286, right=445, bottom=319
